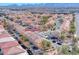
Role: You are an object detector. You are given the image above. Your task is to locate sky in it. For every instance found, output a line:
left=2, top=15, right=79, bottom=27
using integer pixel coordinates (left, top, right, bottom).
left=0, top=3, right=79, bottom=8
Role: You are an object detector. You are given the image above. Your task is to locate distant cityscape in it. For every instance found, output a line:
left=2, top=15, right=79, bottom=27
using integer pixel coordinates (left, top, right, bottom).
left=0, top=3, right=79, bottom=55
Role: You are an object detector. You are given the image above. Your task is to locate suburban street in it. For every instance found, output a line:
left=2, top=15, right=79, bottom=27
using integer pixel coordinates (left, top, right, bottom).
left=75, top=13, right=79, bottom=37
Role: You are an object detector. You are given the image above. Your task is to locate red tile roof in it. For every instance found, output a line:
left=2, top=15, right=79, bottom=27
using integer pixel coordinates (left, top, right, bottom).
left=0, top=34, right=11, bottom=38
left=0, top=41, right=19, bottom=48
left=2, top=46, right=25, bottom=55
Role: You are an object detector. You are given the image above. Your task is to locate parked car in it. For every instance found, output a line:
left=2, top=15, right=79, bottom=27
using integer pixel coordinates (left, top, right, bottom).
left=32, top=46, right=39, bottom=50
left=47, top=36, right=63, bottom=45
left=27, top=49, right=33, bottom=55
left=0, top=48, right=3, bottom=55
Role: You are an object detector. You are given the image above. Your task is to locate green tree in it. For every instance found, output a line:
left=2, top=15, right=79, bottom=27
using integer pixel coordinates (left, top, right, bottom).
left=16, top=16, right=20, bottom=19
left=72, top=44, right=79, bottom=55
left=60, top=32, right=66, bottom=40
left=5, top=16, right=9, bottom=19
left=58, top=44, right=79, bottom=55
left=3, top=19, right=8, bottom=29
left=69, top=19, right=76, bottom=34
left=42, top=40, right=52, bottom=51
left=40, top=16, right=49, bottom=25
left=20, top=35, right=29, bottom=42
left=59, top=45, right=71, bottom=55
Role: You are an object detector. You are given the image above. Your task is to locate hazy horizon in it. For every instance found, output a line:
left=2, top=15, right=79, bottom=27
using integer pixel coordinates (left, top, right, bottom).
left=0, top=3, right=79, bottom=8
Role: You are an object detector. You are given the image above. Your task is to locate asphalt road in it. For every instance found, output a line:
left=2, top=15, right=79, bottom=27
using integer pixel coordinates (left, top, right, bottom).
left=75, top=13, right=79, bottom=37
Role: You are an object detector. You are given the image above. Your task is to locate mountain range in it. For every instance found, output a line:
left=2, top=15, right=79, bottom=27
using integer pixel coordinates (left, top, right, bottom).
left=0, top=3, right=79, bottom=8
